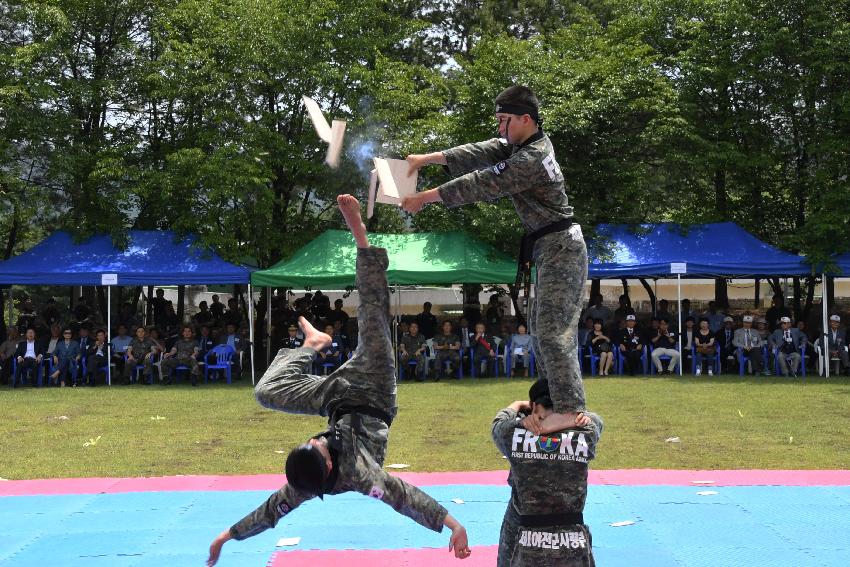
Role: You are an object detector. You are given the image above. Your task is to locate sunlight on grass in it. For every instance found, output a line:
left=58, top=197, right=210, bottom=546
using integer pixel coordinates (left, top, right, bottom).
left=2, top=375, right=849, bottom=480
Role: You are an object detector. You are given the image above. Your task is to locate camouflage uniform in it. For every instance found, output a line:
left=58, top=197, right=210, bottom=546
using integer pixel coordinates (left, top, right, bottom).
left=438, top=131, right=588, bottom=413
left=124, top=337, right=156, bottom=381
left=230, top=247, right=448, bottom=541
left=492, top=408, right=603, bottom=566
left=161, top=338, right=200, bottom=379
left=433, top=332, right=461, bottom=375
left=399, top=332, right=427, bottom=380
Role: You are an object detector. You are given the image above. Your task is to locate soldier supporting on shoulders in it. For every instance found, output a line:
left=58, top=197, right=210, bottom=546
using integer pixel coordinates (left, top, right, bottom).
left=206, top=195, right=471, bottom=566
left=403, top=85, right=588, bottom=419
left=492, top=378, right=603, bottom=566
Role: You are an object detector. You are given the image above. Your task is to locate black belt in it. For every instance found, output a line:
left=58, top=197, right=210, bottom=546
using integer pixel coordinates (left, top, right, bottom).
left=513, top=218, right=577, bottom=318
left=518, top=511, right=584, bottom=527
left=333, top=405, right=393, bottom=427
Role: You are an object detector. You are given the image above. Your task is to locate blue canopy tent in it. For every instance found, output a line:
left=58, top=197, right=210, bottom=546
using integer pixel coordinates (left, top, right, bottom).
left=587, top=222, right=810, bottom=278
left=0, top=231, right=255, bottom=384
left=584, top=222, right=812, bottom=376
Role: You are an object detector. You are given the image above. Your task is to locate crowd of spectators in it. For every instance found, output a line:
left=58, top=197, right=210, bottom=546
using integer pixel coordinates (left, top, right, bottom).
left=578, top=294, right=849, bottom=377
left=0, top=291, right=251, bottom=387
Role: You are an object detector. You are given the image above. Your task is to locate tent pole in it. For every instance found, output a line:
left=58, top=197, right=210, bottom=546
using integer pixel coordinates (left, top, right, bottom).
left=107, top=286, right=112, bottom=386
left=822, top=274, right=830, bottom=378
left=677, top=274, right=683, bottom=376
left=266, top=287, right=272, bottom=367
left=249, top=283, right=256, bottom=385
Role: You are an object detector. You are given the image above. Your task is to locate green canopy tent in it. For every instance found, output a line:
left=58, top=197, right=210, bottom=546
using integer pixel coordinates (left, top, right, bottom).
left=252, top=230, right=518, bottom=364
left=251, top=230, right=517, bottom=287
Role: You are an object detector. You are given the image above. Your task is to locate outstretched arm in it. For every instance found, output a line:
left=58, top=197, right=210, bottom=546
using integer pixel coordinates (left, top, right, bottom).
left=207, top=484, right=312, bottom=566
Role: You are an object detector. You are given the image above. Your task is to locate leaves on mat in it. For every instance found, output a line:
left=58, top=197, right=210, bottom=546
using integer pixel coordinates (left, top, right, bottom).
left=696, top=490, right=719, bottom=496
left=386, top=463, right=410, bottom=469
left=276, top=537, right=301, bottom=547
left=610, top=520, right=635, bottom=527
left=665, top=436, right=681, bottom=443
left=737, top=409, right=745, bottom=418
left=150, top=415, right=167, bottom=421
left=451, top=498, right=465, bottom=504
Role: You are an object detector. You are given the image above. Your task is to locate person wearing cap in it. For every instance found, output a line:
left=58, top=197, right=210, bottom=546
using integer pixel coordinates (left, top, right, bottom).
left=618, top=314, right=644, bottom=375
left=281, top=324, right=303, bottom=349
left=733, top=315, right=766, bottom=375
left=206, top=196, right=470, bottom=566
left=769, top=316, right=806, bottom=377
left=492, top=378, right=603, bottom=566
left=819, top=314, right=849, bottom=375
left=715, top=316, right=737, bottom=373
left=402, top=85, right=588, bottom=419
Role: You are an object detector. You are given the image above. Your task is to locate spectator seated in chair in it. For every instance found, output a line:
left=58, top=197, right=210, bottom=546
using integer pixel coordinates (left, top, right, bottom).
left=196, top=324, right=216, bottom=364
left=162, top=325, right=201, bottom=386
left=84, top=329, right=111, bottom=386
left=509, top=323, right=533, bottom=377
left=0, top=327, right=21, bottom=385
left=680, top=316, right=696, bottom=371
left=577, top=316, right=594, bottom=356
left=694, top=318, right=717, bottom=376
left=124, top=326, right=158, bottom=384
left=316, top=324, right=342, bottom=373
left=14, top=328, right=45, bottom=387
left=433, top=320, right=461, bottom=380
left=49, top=327, right=80, bottom=387
left=820, top=314, right=849, bottom=376
left=281, top=324, right=304, bottom=349
left=219, top=323, right=245, bottom=378
left=651, top=319, right=680, bottom=375
left=618, top=314, right=644, bottom=376
left=769, top=316, right=806, bottom=377
left=110, top=324, right=133, bottom=378
left=332, top=320, right=350, bottom=358
left=469, top=322, right=497, bottom=377
left=586, top=319, right=614, bottom=376
left=399, top=321, right=428, bottom=381
left=733, top=314, right=767, bottom=376
left=715, top=316, right=737, bottom=373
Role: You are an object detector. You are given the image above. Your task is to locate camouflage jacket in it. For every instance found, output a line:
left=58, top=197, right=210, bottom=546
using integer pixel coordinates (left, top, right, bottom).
left=438, top=131, right=573, bottom=232
left=171, top=338, right=198, bottom=358
left=127, top=338, right=155, bottom=358
left=400, top=332, right=427, bottom=355
left=230, top=414, right=448, bottom=540
left=492, top=408, right=603, bottom=517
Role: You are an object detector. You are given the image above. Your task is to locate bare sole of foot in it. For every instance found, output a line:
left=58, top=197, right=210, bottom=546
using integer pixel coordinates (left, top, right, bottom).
left=299, top=316, right=332, bottom=351
left=337, top=194, right=369, bottom=248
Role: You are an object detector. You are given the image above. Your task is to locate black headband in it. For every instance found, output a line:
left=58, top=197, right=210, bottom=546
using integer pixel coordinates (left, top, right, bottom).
left=495, top=103, right=539, bottom=122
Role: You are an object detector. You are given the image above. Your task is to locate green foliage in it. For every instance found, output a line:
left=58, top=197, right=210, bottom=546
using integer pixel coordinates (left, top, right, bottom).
left=1, top=0, right=848, bottom=269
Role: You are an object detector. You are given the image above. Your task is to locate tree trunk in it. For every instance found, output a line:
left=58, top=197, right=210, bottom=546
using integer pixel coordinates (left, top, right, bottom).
left=177, top=285, right=186, bottom=325
left=639, top=278, right=656, bottom=314
left=146, top=285, right=154, bottom=324
left=803, top=276, right=815, bottom=321
left=754, top=278, right=761, bottom=308
left=461, top=284, right=483, bottom=326
left=130, top=286, right=142, bottom=312
left=589, top=279, right=600, bottom=301
left=792, top=277, right=802, bottom=321
left=768, top=278, right=782, bottom=298
left=714, top=278, right=729, bottom=309
left=96, top=286, right=107, bottom=326
left=620, top=279, right=630, bottom=304
left=827, top=276, right=835, bottom=311
left=714, top=168, right=728, bottom=217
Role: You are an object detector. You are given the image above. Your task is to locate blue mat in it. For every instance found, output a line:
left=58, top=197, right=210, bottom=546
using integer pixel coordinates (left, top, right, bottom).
left=1, top=485, right=848, bottom=566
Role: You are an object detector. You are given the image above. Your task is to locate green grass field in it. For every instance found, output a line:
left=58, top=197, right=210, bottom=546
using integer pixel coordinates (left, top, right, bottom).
left=2, top=375, right=850, bottom=480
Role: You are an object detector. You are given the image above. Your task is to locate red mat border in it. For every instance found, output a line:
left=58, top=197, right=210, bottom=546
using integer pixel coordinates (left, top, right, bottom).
left=2, top=469, right=849, bottom=497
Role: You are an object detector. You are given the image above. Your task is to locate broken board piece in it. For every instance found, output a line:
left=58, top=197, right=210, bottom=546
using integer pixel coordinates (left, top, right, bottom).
left=302, top=95, right=347, bottom=168
left=366, top=157, right=418, bottom=217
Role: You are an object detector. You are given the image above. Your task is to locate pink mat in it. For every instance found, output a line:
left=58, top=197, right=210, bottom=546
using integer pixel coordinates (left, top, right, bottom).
left=2, top=469, right=849, bottom=497
left=267, top=545, right=498, bottom=567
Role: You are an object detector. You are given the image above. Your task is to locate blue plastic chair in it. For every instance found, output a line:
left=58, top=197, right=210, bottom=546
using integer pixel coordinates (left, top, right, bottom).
left=205, top=344, right=236, bottom=384
left=125, top=354, right=155, bottom=385
left=617, top=347, right=648, bottom=375
left=693, top=344, right=721, bottom=375
left=773, top=344, right=807, bottom=377
left=11, top=357, right=42, bottom=387
left=649, top=346, right=680, bottom=375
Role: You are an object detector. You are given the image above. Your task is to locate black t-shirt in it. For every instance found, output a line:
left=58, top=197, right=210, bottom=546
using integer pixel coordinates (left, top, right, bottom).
left=654, top=330, right=677, bottom=349
left=695, top=330, right=713, bottom=346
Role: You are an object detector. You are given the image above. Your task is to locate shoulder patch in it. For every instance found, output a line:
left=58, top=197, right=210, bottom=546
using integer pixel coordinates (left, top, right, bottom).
left=368, top=486, right=385, bottom=499
left=491, top=161, right=509, bottom=176
left=276, top=502, right=291, bottom=516
left=541, top=153, right=562, bottom=181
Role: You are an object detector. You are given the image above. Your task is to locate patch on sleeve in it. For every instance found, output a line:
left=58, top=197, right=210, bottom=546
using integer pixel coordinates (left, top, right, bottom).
left=276, top=502, right=291, bottom=517
left=491, top=161, right=509, bottom=175
left=368, top=486, right=385, bottom=500
left=542, top=153, right=562, bottom=180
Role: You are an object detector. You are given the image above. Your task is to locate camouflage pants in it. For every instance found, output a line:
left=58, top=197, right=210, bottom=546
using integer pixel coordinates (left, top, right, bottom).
left=498, top=506, right=595, bottom=567
left=529, top=225, right=588, bottom=413
left=162, top=354, right=200, bottom=377
left=254, top=247, right=397, bottom=418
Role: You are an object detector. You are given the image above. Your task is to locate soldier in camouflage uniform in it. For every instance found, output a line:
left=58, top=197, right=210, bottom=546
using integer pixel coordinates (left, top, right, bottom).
left=404, top=85, right=588, bottom=416
left=161, top=325, right=200, bottom=386
left=206, top=195, right=471, bottom=566
left=123, top=326, right=157, bottom=384
left=399, top=321, right=428, bottom=381
left=492, top=378, right=602, bottom=566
